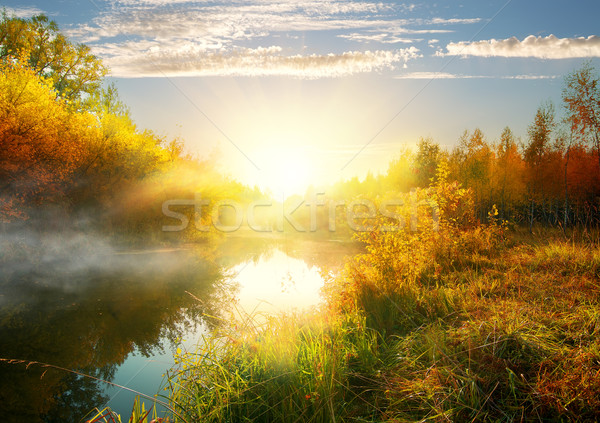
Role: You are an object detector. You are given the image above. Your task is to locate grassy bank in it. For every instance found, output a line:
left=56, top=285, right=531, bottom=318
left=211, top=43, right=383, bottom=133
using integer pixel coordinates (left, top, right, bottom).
left=160, top=232, right=599, bottom=422
left=158, top=185, right=600, bottom=422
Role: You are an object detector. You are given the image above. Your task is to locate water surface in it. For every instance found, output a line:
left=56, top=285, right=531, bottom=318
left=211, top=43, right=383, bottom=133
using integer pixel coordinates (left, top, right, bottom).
left=0, top=233, right=359, bottom=422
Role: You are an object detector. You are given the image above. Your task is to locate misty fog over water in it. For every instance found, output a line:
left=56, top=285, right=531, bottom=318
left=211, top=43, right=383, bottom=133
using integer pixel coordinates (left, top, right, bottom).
left=0, top=229, right=359, bottom=421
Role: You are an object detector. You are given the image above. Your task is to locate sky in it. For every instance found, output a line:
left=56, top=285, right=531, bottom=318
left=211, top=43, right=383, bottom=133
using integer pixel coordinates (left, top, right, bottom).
left=2, top=0, right=600, bottom=194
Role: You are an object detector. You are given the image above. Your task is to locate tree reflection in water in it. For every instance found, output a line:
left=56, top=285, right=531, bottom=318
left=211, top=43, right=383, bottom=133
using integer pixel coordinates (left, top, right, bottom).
left=0, top=233, right=360, bottom=422
left=0, top=231, right=228, bottom=422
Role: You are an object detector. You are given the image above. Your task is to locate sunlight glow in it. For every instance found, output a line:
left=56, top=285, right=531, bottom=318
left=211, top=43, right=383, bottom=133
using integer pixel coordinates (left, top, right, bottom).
left=257, top=146, right=314, bottom=196
left=232, top=249, right=324, bottom=315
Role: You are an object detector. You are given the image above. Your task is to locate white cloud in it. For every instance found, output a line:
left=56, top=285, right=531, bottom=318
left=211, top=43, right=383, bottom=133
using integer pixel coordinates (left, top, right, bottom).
left=439, top=35, right=600, bottom=59
left=430, top=17, right=482, bottom=25
left=339, top=33, right=417, bottom=44
left=72, top=2, right=469, bottom=47
left=104, top=45, right=421, bottom=78
left=63, top=1, right=482, bottom=78
left=506, top=74, right=560, bottom=80
left=70, top=4, right=404, bottom=44
left=2, top=6, right=46, bottom=18
left=111, top=0, right=384, bottom=14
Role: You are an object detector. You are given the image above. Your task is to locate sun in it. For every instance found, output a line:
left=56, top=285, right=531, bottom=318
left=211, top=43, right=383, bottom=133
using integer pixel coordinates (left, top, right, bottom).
left=257, top=147, right=313, bottom=196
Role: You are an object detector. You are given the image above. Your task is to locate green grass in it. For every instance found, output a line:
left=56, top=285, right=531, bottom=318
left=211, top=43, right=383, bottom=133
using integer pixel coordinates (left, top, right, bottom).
left=154, top=222, right=600, bottom=422
left=164, top=308, right=383, bottom=422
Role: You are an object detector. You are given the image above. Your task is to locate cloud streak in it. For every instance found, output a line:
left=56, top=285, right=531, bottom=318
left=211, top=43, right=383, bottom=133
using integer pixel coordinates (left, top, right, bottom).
left=439, top=35, right=600, bottom=59
left=104, top=45, right=421, bottom=78
left=3, top=6, right=46, bottom=18
left=395, top=72, right=559, bottom=80
left=338, top=33, right=417, bottom=44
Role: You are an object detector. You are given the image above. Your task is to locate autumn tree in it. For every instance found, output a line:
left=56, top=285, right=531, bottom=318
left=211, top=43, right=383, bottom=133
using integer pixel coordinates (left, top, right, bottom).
left=524, top=102, right=566, bottom=227
left=0, top=16, right=176, bottom=228
left=565, top=143, right=600, bottom=225
left=451, top=128, right=493, bottom=220
left=0, top=12, right=107, bottom=102
left=384, top=148, right=416, bottom=193
left=414, top=137, right=442, bottom=187
left=493, top=127, right=525, bottom=220
left=0, top=60, right=94, bottom=220
left=563, top=62, right=600, bottom=168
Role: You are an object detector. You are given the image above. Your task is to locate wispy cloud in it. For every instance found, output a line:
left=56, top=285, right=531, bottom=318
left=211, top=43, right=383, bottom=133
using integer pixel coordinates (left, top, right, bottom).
left=338, top=33, right=417, bottom=44
left=64, top=0, right=483, bottom=78
left=70, top=1, right=403, bottom=43
left=335, top=17, right=479, bottom=45
left=439, top=35, right=600, bottom=59
left=506, top=74, right=560, bottom=80
left=395, top=71, right=465, bottom=79
left=430, top=17, right=482, bottom=25
left=395, top=72, right=559, bottom=80
left=2, top=6, right=46, bottom=18
left=104, top=45, right=421, bottom=78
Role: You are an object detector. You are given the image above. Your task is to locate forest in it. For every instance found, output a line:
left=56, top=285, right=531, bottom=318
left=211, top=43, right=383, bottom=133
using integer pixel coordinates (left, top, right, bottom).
left=2, top=12, right=600, bottom=423
left=2, top=13, right=600, bottom=237
left=0, top=12, right=266, bottom=242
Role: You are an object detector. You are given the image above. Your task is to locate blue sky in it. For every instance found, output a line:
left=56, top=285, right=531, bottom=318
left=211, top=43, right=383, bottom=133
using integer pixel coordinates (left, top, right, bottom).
left=3, top=0, right=600, bottom=192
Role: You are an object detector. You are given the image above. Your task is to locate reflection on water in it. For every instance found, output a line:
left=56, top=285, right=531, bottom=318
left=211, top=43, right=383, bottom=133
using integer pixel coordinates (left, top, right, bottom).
left=0, top=233, right=360, bottom=422
left=233, top=248, right=326, bottom=314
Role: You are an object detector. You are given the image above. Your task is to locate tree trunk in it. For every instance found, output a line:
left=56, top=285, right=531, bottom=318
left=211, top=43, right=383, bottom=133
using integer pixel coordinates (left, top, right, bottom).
left=564, top=139, right=571, bottom=232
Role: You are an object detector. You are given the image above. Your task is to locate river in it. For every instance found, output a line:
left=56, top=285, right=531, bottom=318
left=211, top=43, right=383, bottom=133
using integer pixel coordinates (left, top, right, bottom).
left=0, top=233, right=360, bottom=422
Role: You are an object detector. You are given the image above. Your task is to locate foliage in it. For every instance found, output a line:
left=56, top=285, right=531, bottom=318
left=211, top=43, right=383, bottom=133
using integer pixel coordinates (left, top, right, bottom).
left=0, top=14, right=253, bottom=239
left=563, top=61, right=600, bottom=167
left=0, top=59, right=93, bottom=219
left=414, top=136, right=443, bottom=187
left=2, top=15, right=600, bottom=421
left=161, top=178, right=600, bottom=421
left=326, top=64, right=600, bottom=229
left=326, top=170, right=494, bottom=337
left=0, top=12, right=107, bottom=102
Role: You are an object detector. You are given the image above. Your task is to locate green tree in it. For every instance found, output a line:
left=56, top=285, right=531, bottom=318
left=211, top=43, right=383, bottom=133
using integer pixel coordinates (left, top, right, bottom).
left=414, top=136, right=441, bottom=187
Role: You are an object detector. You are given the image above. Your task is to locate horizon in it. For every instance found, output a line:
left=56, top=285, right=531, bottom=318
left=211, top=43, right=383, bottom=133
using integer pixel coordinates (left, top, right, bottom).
left=2, top=0, right=600, bottom=194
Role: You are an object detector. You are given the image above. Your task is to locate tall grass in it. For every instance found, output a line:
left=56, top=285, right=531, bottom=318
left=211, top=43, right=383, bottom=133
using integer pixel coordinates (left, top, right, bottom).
left=159, top=180, right=600, bottom=421
left=164, top=307, right=391, bottom=422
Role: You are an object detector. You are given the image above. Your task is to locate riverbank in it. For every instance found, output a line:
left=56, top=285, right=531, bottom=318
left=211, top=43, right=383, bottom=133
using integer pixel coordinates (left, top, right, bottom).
left=161, top=226, right=600, bottom=422
left=0, top=232, right=362, bottom=422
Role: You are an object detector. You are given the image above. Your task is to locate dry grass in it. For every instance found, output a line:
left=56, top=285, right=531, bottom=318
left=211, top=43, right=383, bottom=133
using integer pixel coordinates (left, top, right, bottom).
left=159, top=182, right=600, bottom=422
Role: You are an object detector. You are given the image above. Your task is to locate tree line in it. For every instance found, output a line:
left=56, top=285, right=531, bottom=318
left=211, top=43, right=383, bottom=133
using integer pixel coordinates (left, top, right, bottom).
left=0, top=12, right=266, bottom=241
left=326, top=64, right=600, bottom=230
left=2, top=12, right=599, bottom=237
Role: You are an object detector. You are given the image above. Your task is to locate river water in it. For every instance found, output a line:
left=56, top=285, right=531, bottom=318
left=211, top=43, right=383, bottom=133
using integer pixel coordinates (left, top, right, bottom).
left=0, top=233, right=359, bottom=422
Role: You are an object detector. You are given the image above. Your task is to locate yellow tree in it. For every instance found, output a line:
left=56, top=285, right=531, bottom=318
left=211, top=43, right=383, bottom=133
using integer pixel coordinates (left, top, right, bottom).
left=384, top=148, right=416, bottom=193
left=0, top=12, right=107, bottom=102
left=414, top=137, right=442, bottom=187
left=0, top=60, right=94, bottom=220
